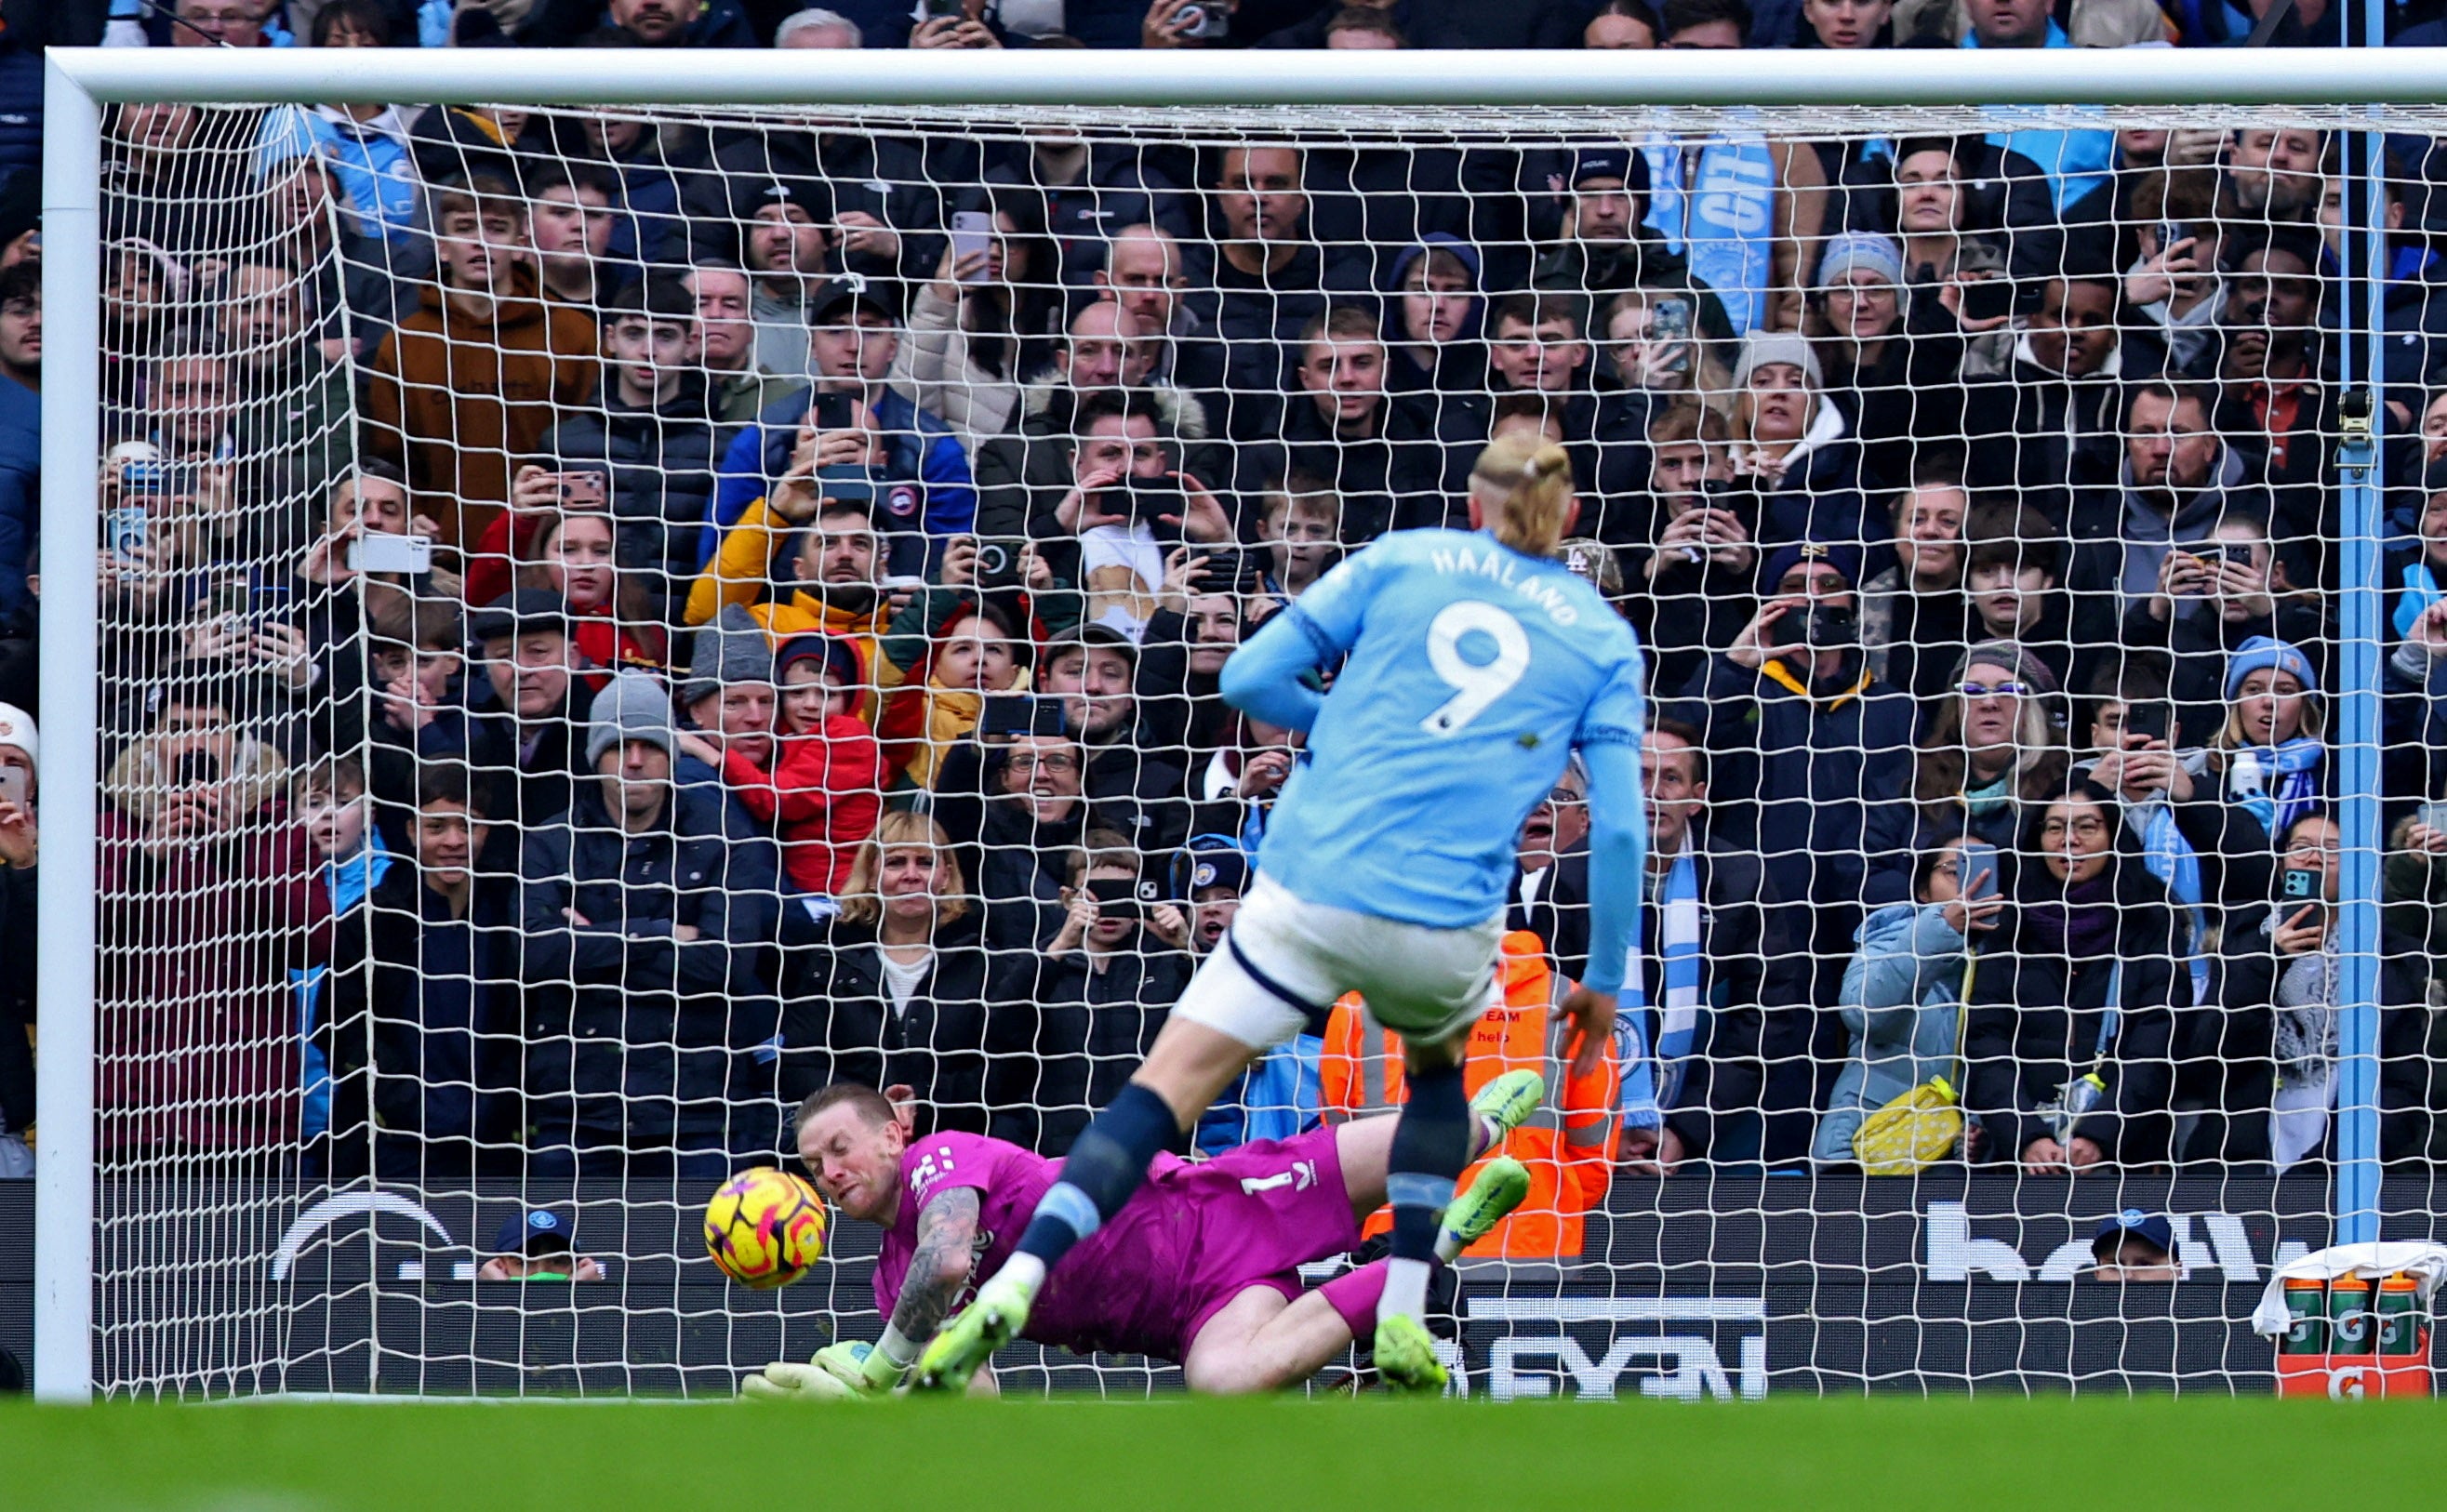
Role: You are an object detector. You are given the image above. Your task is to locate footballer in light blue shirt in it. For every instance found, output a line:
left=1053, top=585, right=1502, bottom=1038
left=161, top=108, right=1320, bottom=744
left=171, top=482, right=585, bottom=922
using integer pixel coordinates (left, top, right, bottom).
left=914, top=437, right=1646, bottom=1399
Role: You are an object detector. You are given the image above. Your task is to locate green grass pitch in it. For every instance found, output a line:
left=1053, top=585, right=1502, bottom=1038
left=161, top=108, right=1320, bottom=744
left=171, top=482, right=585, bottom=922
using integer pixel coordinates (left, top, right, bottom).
left=4, top=1396, right=2441, bottom=1510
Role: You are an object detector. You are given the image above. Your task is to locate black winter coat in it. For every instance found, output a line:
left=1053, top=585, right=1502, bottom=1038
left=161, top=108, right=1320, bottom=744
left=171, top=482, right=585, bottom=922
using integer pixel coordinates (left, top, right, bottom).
left=778, top=911, right=994, bottom=1134
left=320, top=864, right=526, bottom=1178
left=1962, top=853, right=2187, bottom=1166
left=515, top=783, right=780, bottom=1149
left=984, top=935, right=1188, bottom=1155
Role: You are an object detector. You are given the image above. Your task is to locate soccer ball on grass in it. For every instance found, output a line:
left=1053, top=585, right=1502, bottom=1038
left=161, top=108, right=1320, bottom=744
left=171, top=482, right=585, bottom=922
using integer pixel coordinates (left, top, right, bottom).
left=705, top=1167, right=828, bottom=1288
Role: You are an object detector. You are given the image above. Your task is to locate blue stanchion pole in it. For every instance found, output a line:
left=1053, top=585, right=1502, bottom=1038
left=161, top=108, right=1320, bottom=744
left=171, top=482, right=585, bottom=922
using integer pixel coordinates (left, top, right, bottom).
left=2331, top=0, right=2388, bottom=1249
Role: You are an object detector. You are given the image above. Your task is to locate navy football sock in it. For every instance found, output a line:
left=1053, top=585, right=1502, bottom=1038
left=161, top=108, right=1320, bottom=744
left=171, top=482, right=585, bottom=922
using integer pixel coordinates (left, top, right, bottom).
left=1015, top=1081, right=1178, bottom=1269
left=1383, top=1062, right=1470, bottom=1322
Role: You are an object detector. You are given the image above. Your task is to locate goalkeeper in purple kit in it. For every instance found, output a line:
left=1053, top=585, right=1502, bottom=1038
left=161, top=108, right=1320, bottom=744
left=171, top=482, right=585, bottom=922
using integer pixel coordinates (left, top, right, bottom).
left=742, top=1079, right=1539, bottom=1399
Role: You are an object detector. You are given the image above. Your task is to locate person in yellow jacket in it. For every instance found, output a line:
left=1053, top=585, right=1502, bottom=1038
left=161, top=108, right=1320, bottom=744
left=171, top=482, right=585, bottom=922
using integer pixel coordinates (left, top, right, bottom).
left=684, top=450, right=901, bottom=714
left=1319, top=929, right=1619, bottom=1259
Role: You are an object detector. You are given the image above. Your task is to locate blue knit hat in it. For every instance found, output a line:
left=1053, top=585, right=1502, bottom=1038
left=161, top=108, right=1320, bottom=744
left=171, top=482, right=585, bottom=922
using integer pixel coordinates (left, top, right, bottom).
left=2224, top=636, right=2319, bottom=699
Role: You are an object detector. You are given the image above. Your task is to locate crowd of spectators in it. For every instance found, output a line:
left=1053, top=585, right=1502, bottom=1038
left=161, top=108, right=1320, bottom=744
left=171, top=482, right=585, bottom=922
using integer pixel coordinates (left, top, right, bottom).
left=11, top=0, right=2447, bottom=1214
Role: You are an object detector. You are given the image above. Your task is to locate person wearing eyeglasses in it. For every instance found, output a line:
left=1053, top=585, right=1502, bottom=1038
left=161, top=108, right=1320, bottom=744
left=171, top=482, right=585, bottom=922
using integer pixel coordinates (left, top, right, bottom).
left=1959, top=783, right=2186, bottom=1174
left=1912, top=640, right=2069, bottom=854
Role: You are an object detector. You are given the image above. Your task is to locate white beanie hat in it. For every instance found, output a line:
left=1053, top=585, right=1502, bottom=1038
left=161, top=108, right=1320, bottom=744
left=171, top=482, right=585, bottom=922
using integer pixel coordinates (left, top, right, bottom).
left=0, top=703, right=34, bottom=773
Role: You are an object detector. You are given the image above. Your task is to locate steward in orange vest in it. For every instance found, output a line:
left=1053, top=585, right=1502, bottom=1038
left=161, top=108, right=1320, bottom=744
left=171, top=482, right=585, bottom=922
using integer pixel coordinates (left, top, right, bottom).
left=1319, top=929, right=1618, bottom=1258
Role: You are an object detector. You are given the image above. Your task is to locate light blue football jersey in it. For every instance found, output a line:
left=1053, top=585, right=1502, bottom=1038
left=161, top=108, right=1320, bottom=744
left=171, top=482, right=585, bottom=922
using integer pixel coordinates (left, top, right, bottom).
left=1249, top=528, right=1647, bottom=930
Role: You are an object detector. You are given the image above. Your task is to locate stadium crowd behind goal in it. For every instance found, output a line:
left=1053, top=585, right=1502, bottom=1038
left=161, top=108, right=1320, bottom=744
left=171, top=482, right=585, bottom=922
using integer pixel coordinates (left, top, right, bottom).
left=11, top=0, right=2447, bottom=1400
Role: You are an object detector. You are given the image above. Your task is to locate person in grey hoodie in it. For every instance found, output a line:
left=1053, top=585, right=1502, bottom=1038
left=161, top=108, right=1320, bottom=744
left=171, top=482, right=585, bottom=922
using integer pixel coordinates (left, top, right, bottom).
left=1814, top=833, right=2001, bottom=1168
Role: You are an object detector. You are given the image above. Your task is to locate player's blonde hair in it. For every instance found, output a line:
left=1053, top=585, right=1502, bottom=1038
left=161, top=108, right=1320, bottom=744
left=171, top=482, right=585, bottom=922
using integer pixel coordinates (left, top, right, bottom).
left=1470, top=432, right=1575, bottom=559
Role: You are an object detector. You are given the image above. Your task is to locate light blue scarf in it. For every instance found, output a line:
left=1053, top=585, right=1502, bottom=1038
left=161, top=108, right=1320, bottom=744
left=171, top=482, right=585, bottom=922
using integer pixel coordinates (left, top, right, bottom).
left=2394, top=560, right=2440, bottom=641
left=1617, top=851, right=1705, bottom=1130
left=2228, top=737, right=2325, bottom=839
left=2136, top=802, right=2211, bottom=1006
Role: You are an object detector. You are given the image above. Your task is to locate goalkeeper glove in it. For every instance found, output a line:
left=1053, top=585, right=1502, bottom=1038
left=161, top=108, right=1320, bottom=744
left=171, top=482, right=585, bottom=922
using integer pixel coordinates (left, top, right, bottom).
left=741, top=1338, right=909, bottom=1401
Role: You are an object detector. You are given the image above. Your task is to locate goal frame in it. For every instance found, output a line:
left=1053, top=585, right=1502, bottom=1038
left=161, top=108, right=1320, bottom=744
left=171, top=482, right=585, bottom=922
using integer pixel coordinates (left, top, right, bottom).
left=35, top=42, right=2419, bottom=1403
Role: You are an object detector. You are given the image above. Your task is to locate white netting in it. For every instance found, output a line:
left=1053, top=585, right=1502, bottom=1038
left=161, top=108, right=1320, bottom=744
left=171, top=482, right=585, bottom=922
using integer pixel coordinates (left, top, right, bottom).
left=47, top=91, right=2447, bottom=1398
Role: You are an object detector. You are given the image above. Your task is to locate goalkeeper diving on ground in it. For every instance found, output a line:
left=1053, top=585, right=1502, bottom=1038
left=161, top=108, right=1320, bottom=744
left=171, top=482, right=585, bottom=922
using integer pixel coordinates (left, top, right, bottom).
left=912, top=434, right=1648, bottom=1396
left=746, top=1076, right=1542, bottom=1399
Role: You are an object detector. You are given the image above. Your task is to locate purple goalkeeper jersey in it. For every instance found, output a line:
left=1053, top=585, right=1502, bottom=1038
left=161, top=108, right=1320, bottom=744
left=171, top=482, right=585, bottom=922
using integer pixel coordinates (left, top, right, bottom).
left=873, top=1127, right=1363, bottom=1363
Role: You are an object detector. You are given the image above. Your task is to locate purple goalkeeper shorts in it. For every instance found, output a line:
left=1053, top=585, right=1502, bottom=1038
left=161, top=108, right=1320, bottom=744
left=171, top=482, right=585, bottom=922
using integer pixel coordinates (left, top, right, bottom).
left=1152, top=1125, right=1364, bottom=1358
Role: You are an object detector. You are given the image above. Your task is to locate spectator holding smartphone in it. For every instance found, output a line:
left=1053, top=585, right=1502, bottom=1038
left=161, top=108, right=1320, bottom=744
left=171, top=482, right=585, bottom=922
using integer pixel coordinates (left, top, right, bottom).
left=514, top=502, right=667, bottom=674
left=707, top=277, right=977, bottom=577
left=1045, top=391, right=1230, bottom=636
left=97, top=681, right=317, bottom=1161
left=2124, top=508, right=2326, bottom=742
left=875, top=582, right=1033, bottom=794
left=2179, top=808, right=2433, bottom=1168
left=983, top=830, right=1187, bottom=1156
left=894, top=193, right=1061, bottom=453
left=1815, top=832, right=2000, bottom=1169
left=1961, top=784, right=2184, bottom=1174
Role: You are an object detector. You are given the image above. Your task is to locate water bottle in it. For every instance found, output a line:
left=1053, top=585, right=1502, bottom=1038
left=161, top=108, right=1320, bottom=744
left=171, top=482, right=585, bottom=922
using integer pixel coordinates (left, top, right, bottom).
left=2048, top=1072, right=2108, bottom=1142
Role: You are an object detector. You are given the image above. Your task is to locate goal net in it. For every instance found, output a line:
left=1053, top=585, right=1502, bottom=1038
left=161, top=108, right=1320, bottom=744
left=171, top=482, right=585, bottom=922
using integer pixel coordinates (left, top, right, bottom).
left=37, top=72, right=2447, bottom=1399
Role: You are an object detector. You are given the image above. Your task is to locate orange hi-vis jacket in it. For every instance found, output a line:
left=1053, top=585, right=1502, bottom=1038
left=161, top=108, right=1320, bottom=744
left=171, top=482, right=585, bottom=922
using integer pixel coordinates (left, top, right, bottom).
left=1319, top=930, right=1619, bottom=1259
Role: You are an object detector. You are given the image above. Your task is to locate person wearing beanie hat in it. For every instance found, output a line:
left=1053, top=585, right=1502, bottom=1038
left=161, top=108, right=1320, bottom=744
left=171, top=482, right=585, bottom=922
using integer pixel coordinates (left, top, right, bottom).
left=1911, top=639, right=2070, bottom=848
left=2388, top=453, right=2447, bottom=643
left=1387, top=234, right=1486, bottom=395
left=678, top=603, right=778, bottom=750
left=0, top=701, right=34, bottom=780
left=676, top=624, right=884, bottom=899
left=1816, top=232, right=1906, bottom=293
left=1702, top=524, right=1917, bottom=1062
left=524, top=674, right=780, bottom=1177
left=2176, top=634, right=2326, bottom=846
left=585, top=670, right=679, bottom=771
left=1732, top=319, right=1882, bottom=551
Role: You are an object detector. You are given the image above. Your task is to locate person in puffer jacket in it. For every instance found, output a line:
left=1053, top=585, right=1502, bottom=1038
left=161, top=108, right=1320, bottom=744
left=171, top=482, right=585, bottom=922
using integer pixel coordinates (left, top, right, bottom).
left=1814, top=834, right=1999, bottom=1166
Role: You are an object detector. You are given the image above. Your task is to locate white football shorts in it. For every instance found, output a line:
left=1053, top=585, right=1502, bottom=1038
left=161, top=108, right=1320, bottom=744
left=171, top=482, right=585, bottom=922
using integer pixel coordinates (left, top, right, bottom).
left=1174, top=874, right=1505, bottom=1051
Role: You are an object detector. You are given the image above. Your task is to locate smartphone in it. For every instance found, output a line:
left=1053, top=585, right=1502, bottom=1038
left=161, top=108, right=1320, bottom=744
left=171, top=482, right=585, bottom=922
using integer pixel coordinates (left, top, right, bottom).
left=105, top=502, right=149, bottom=562
left=349, top=533, right=434, bottom=576
left=1957, top=841, right=2001, bottom=903
left=1086, top=875, right=1143, bottom=922
left=2418, top=800, right=2447, bottom=838
left=1115, top=482, right=1185, bottom=526
left=0, top=766, right=25, bottom=810
left=1959, top=276, right=2015, bottom=323
left=120, top=458, right=166, bottom=497
left=948, top=210, right=994, bottom=282
left=2281, top=867, right=2324, bottom=903
left=1190, top=543, right=1254, bottom=590
left=557, top=471, right=607, bottom=509
left=979, top=695, right=1036, bottom=736
left=1817, top=604, right=1859, bottom=645
left=2121, top=702, right=2171, bottom=746
left=1649, top=297, right=1694, bottom=376
left=2154, top=220, right=2188, bottom=255
left=923, top=0, right=965, bottom=17
left=808, top=391, right=856, bottom=433
left=169, top=750, right=221, bottom=789
left=1176, top=0, right=1230, bottom=38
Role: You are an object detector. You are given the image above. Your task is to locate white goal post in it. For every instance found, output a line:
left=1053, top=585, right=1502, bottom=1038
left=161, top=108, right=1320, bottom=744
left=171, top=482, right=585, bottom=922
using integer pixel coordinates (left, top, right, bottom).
left=33, top=42, right=2433, bottom=1404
